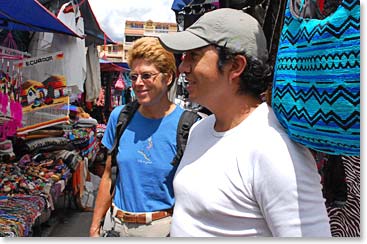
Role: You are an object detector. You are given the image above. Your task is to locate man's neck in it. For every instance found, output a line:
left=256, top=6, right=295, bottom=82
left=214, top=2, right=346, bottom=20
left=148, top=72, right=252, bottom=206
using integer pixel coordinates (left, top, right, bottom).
left=212, top=96, right=262, bottom=132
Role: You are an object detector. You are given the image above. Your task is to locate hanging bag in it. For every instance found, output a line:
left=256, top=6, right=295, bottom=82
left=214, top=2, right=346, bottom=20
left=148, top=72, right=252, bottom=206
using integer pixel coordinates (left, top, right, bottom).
left=271, top=0, right=360, bottom=156
left=114, top=72, right=126, bottom=91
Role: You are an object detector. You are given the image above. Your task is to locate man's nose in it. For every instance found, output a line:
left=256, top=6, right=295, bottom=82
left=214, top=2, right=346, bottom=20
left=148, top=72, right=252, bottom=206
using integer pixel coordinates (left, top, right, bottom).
left=178, top=59, right=191, bottom=74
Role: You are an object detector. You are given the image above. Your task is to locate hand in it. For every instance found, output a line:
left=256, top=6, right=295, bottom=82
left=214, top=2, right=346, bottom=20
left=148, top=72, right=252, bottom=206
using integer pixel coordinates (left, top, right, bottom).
left=89, top=225, right=101, bottom=237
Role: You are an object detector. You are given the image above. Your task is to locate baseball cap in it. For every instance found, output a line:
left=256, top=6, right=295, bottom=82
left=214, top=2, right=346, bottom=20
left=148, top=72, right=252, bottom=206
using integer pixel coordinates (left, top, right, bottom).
left=158, top=8, right=268, bottom=62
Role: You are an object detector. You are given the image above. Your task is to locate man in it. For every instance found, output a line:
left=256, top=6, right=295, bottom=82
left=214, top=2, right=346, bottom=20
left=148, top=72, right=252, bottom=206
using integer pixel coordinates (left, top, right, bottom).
left=158, top=8, right=331, bottom=237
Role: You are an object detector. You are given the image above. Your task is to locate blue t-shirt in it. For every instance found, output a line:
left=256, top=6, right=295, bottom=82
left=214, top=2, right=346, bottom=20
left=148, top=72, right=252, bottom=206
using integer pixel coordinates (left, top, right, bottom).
left=102, top=104, right=184, bottom=212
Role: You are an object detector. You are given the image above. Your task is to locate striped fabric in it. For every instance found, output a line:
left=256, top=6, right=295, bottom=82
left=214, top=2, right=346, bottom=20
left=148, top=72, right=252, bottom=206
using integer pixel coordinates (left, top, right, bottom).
left=327, top=156, right=360, bottom=237
left=271, top=0, right=360, bottom=155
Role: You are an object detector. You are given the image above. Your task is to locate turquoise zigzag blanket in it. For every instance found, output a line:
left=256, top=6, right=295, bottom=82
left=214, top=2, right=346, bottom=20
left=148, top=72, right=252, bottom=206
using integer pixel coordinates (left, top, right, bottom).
left=272, top=0, right=360, bottom=155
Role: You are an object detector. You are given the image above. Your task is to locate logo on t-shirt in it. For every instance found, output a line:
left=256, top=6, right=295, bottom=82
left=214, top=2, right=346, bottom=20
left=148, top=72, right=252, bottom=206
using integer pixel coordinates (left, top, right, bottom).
left=137, top=137, right=153, bottom=164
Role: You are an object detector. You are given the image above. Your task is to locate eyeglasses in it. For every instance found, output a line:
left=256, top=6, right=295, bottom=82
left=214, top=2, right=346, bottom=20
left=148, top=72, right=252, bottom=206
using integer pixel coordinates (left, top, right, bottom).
left=129, top=72, right=161, bottom=83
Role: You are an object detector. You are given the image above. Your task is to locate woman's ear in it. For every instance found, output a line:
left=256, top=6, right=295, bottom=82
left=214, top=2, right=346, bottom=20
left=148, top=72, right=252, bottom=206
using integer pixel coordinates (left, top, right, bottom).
left=229, top=55, right=247, bottom=81
left=166, top=73, right=174, bottom=87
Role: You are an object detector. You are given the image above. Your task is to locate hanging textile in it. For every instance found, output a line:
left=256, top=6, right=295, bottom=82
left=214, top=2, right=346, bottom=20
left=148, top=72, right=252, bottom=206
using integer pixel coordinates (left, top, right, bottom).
left=85, top=44, right=101, bottom=102
left=327, top=156, right=360, bottom=236
left=14, top=52, right=70, bottom=134
left=27, top=1, right=86, bottom=94
left=313, top=152, right=359, bottom=236
left=271, top=0, right=360, bottom=156
left=0, top=49, right=24, bottom=138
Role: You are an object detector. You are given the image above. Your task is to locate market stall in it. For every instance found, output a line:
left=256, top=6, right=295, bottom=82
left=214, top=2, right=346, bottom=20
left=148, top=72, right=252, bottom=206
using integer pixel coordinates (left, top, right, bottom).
left=0, top=0, right=112, bottom=237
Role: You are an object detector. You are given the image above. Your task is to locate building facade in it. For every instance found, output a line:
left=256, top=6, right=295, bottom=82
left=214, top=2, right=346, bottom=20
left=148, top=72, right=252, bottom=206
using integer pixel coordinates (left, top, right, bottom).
left=97, top=20, right=177, bottom=63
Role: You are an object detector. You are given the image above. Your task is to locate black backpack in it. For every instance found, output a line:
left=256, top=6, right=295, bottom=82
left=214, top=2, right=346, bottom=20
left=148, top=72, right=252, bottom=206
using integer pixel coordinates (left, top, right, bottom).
left=108, top=100, right=202, bottom=194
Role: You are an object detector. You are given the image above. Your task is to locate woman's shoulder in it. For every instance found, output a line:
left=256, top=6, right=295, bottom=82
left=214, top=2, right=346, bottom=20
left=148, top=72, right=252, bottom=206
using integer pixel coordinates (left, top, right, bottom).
left=107, top=105, right=126, bottom=124
left=111, top=105, right=125, bottom=115
left=168, top=104, right=185, bottom=119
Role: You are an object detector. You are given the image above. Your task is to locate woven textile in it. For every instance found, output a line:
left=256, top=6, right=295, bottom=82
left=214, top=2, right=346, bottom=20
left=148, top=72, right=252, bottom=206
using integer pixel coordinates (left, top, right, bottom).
left=327, top=156, right=360, bottom=236
left=271, top=0, right=360, bottom=155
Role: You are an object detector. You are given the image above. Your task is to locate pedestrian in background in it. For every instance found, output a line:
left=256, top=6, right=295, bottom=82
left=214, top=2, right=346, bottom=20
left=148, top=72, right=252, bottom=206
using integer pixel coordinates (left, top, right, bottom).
left=89, top=37, right=184, bottom=237
left=158, top=8, right=331, bottom=237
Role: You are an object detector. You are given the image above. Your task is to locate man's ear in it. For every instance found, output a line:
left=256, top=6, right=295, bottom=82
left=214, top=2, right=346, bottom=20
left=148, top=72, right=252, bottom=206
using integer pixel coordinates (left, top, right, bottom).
left=229, top=55, right=247, bottom=81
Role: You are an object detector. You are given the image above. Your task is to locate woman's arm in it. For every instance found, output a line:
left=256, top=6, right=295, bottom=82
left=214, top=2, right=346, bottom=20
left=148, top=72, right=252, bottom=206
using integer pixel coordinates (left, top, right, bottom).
left=89, top=155, right=113, bottom=237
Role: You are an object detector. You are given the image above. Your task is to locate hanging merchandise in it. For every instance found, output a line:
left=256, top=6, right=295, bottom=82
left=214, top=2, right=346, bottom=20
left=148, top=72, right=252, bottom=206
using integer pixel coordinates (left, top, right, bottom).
left=174, top=0, right=219, bottom=30
left=0, top=53, right=23, bottom=139
left=2, top=31, right=18, bottom=52
left=26, top=1, right=86, bottom=94
left=122, top=72, right=132, bottom=87
left=114, top=72, right=126, bottom=91
left=271, top=0, right=360, bottom=156
left=173, top=0, right=287, bottom=105
left=14, top=51, right=70, bottom=135
left=0, top=46, right=31, bottom=61
left=327, top=155, right=360, bottom=237
left=96, top=87, right=105, bottom=107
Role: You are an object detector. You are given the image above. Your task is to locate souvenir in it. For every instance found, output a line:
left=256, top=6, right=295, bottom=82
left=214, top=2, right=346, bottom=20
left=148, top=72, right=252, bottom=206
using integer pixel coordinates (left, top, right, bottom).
left=272, top=0, right=360, bottom=155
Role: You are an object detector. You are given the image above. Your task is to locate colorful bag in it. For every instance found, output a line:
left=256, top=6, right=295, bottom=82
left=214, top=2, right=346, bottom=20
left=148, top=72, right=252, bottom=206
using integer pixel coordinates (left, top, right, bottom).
left=114, top=72, right=126, bottom=90
left=271, top=0, right=360, bottom=156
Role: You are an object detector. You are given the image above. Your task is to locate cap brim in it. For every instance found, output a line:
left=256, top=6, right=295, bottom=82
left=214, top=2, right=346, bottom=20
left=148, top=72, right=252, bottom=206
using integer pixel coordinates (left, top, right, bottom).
left=159, top=30, right=210, bottom=53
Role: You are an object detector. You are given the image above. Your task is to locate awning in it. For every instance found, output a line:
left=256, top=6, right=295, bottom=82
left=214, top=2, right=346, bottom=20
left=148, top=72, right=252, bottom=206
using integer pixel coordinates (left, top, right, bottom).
left=171, top=0, right=220, bottom=12
left=79, top=0, right=115, bottom=45
left=39, top=0, right=115, bottom=45
left=171, top=0, right=193, bottom=12
left=114, top=62, right=130, bottom=71
left=0, top=0, right=82, bottom=37
left=100, top=59, right=129, bottom=72
left=100, top=62, right=124, bottom=72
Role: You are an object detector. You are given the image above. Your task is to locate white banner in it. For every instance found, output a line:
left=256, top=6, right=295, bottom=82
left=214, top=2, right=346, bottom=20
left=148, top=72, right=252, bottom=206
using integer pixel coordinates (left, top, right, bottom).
left=15, top=51, right=64, bottom=68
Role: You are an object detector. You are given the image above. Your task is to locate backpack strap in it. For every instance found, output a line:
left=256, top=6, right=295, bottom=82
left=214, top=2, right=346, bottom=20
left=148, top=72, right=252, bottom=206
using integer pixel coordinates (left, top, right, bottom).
left=171, top=110, right=202, bottom=167
left=108, top=100, right=139, bottom=195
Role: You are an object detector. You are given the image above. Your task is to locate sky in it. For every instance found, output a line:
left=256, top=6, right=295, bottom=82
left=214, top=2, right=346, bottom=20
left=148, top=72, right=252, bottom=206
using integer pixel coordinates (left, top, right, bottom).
left=88, top=0, right=177, bottom=42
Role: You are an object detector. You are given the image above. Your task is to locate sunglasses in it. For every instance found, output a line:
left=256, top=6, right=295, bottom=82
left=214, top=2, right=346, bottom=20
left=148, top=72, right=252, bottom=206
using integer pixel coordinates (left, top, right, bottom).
left=129, top=72, right=161, bottom=83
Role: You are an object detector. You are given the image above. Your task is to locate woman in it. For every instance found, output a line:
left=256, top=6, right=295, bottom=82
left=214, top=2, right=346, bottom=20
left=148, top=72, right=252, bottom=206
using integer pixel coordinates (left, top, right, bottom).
left=89, top=37, right=184, bottom=237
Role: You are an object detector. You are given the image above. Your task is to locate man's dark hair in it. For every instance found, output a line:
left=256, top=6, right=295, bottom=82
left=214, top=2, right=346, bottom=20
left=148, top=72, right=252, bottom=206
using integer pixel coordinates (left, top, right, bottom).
left=216, top=46, right=272, bottom=99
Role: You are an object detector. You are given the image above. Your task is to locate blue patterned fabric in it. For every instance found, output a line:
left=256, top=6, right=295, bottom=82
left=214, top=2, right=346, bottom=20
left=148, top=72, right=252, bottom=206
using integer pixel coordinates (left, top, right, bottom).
left=272, top=0, right=360, bottom=156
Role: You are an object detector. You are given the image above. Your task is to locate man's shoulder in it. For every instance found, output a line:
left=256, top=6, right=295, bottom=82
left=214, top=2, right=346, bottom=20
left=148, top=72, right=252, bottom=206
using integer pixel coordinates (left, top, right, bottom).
left=188, top=113, right=214, bottom=132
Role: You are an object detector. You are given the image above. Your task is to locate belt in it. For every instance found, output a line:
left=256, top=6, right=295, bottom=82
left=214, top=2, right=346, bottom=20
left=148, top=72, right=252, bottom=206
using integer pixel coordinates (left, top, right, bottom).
left=112, top=205, right=173, bottom=224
